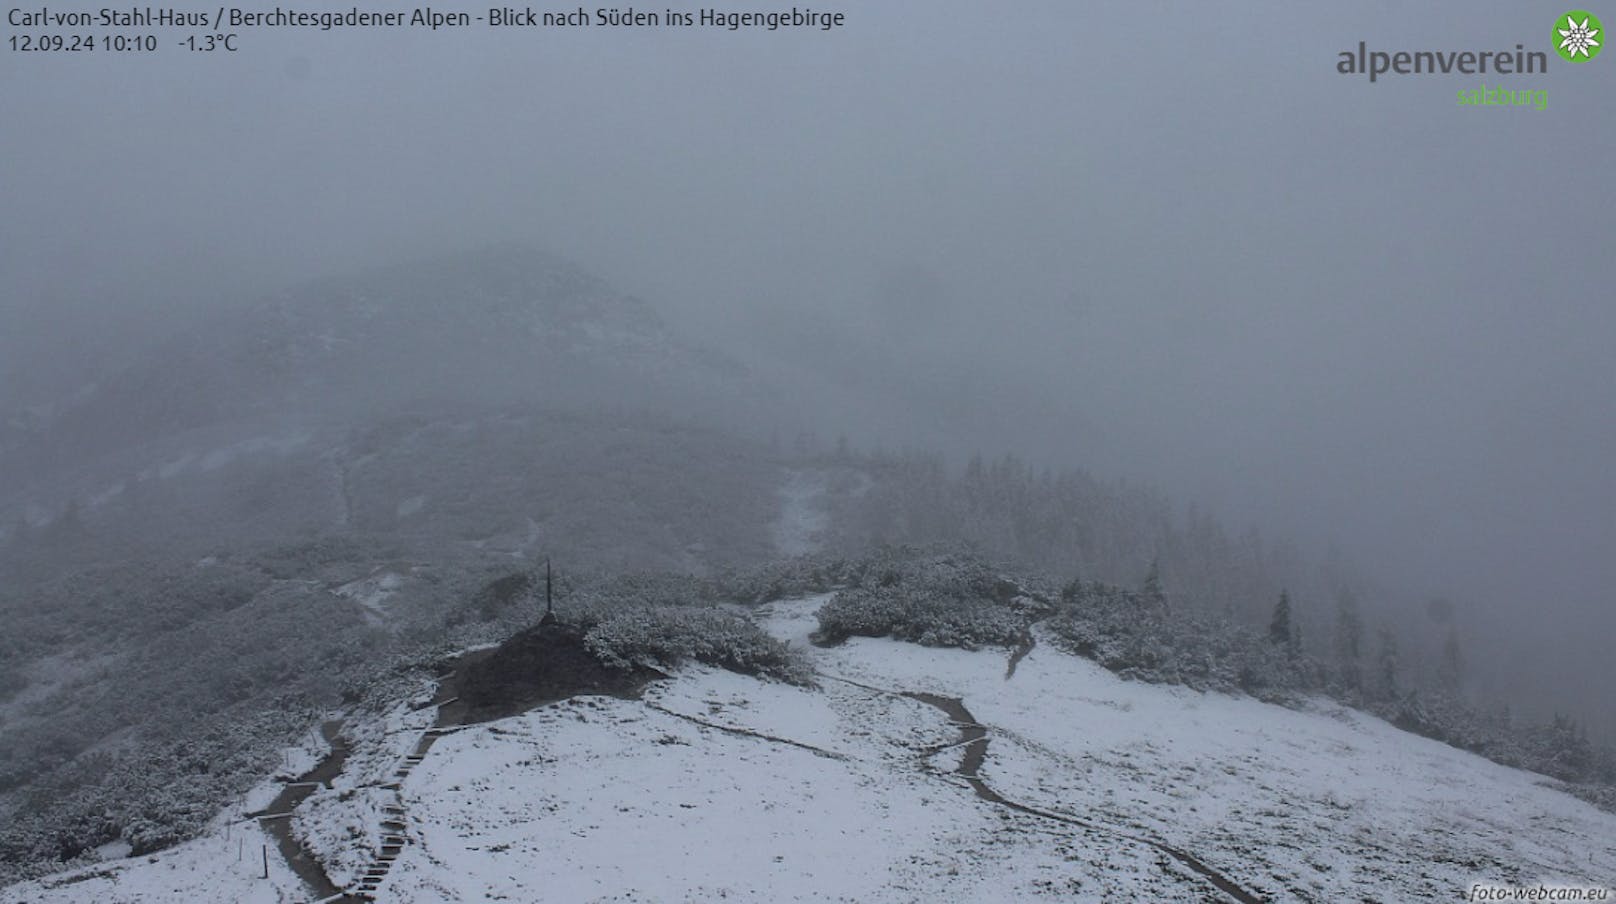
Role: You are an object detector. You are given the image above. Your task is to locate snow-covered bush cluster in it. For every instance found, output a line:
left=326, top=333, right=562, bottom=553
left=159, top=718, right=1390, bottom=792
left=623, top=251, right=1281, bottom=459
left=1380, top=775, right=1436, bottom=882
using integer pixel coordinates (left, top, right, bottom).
left=1043, top=577, right=1616, bottom=802
left=1045, top=579, right=1320, bottom=699
left=457, top=569, right=814, bottom=685
left=803, top=548, right=1616, bottom=811
left=816, top=585, right=1024, bottom=649
left=0, top=700, right=327, bottom=884
left=812, top=549, right=1038, bottom=649
left=711, top=554, right=851, bottom=604
left=0, top=539, right=522, bottom=887
left=583, top=606, right=811, bottom=684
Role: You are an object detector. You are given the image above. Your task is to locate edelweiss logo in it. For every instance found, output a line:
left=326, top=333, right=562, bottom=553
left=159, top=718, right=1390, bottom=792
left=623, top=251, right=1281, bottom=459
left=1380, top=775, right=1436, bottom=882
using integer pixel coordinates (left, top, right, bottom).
left=1554, top=10, right=1604, bottom=61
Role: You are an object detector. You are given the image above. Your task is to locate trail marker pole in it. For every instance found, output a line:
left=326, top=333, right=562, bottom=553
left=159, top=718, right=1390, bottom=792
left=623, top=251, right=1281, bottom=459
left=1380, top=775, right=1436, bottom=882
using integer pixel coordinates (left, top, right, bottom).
left=261, top=844, right=268, bottom=878
left=539, top=557, right=557, bottom=626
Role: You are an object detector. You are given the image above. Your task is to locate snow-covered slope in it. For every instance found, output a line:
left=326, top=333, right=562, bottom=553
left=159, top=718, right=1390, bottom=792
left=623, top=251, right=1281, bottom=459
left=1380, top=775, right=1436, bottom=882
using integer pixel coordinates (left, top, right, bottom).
left=0, top=245, right=778, bottom=556
left=10, top=595, right=1612, bottom=903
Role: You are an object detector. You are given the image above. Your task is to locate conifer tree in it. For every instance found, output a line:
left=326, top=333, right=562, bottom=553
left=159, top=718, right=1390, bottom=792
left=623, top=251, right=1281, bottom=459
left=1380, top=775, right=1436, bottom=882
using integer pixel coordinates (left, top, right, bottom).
left=1143, top=558, right=1166, bottom=608
left=1268, top=590, right=1294, bottom=650
left=1333, top=588, right=1364, bottom=690
left=1437, top=625, right=1465, bottom=695
left=1373, top=626, right=1400, bottom=702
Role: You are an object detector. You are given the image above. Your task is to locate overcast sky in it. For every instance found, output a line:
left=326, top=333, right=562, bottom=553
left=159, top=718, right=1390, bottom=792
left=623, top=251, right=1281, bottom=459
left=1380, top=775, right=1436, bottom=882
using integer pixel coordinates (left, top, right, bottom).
left=4, top=1, right=1613, bottom=720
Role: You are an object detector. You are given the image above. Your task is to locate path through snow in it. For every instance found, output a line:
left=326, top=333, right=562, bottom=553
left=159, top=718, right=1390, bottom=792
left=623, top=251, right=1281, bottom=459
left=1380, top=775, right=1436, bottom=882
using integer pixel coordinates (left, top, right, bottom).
left=822, top=671, right=1263, bottom=903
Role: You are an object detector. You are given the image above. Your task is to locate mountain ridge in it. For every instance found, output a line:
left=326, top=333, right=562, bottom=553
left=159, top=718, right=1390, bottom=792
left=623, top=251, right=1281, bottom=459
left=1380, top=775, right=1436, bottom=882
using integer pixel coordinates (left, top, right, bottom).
left=0, top=244, right=761, bottom=496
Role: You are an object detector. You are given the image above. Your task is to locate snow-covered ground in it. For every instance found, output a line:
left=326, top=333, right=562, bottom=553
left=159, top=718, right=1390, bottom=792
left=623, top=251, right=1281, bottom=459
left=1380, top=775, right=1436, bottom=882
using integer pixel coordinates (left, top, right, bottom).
left=0, top=817, right=306, bottom=904
left=758, top=597, right=1616, bottom=901
left=8, top=594, right=1613, bottom=903
left=333, top=570, right=408, bottom=627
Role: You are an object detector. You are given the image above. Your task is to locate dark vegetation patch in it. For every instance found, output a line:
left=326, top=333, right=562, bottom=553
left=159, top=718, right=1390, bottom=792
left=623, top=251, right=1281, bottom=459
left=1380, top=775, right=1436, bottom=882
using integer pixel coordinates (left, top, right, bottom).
left=455, top=623, right=663, bottom=722
left=444, top=565, right=819, bottom=725
left=497, top=569, right=816, bottom=683
left=470, top=572, right=535, bottom=622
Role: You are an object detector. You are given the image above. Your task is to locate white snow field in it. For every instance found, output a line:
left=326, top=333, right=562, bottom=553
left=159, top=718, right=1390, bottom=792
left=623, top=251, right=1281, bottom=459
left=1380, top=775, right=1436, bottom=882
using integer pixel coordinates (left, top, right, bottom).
left=7, top=594, right=1613, bottom=903
left=0, top=821, right=306, bottom=904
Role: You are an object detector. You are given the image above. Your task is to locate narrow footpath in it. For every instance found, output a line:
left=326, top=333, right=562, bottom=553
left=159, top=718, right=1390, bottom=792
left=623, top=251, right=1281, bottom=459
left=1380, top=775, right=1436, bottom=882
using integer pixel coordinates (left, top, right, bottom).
left=823, top=631, right=1265, bottom=904
left=247, top=720, right=363, bottom=903
left=247, top=658, right=474, bottom=903
left=254, top=616, right=1262, bottom=903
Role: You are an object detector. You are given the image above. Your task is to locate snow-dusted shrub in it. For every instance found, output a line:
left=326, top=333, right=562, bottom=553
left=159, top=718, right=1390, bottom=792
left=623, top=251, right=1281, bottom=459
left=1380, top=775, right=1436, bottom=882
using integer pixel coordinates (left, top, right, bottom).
left=813, top=586, right=906, bottom=639
left=1046, top=579, right=1321, bottom=698
left=712, top=554, right=854, bottom=603
left=584, top=607, right=811, bottom=684
left=123, top=816, right=187, bottom=857
left=812, top=550, right=1037, bottom=649
left=1565, top=783, right=1616, bottom=812
left=538, top=571, right=720, bottom=635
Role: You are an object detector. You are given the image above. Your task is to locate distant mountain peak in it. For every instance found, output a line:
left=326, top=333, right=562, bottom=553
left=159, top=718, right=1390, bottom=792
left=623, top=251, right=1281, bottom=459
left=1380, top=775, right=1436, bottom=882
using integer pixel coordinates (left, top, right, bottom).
left=3, top=246, right=764, bottom=488
left=256, top=243, right=667, bottom=350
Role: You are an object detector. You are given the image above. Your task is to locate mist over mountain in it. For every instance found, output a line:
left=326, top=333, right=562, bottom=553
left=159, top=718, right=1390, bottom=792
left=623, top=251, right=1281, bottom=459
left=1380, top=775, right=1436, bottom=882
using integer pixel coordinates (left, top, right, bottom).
left=0, top=244, right=1604, bottom=730
left=0, top=247, right=793, bottom=572
left=2, top=245, right=765, bottom=483
left=0, top=242, right=1611, bottom=901
left=4, top=4, right=1613, bottom=893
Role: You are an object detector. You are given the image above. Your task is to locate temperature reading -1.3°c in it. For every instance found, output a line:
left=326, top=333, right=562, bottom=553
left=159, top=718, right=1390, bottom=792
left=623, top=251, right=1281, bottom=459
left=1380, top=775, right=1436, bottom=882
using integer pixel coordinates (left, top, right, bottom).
left=185, top=33, right=238, bottom=52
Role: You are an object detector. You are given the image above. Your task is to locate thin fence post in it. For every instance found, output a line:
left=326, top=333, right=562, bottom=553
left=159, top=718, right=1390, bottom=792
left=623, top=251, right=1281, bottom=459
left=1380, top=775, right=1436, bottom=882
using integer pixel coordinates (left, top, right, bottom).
left=261, top=844, right=268, bottom=878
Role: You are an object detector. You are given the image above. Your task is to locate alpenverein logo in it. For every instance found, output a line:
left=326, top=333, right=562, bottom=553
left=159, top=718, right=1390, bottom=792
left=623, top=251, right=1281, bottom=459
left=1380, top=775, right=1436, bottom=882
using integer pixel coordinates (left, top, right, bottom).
left=1336, top=12, right=1601, bottom=108
left=1555, top=10, right=1603, bottom=61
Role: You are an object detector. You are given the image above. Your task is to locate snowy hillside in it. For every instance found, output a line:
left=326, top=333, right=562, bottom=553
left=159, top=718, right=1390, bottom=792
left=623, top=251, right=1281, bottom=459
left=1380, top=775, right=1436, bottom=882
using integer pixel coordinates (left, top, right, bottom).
left=0, top=245, right=770, bottom=523
left=7, top=595, right=1612, bottom=903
